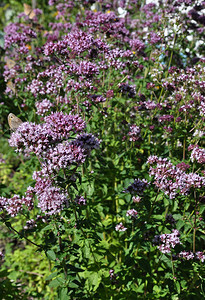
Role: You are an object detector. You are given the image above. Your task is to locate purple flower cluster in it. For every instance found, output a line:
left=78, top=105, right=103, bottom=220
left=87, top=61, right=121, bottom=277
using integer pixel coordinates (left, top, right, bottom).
left=35, top=99, right=54, bottom=116
left=0, top=187, right=34, bottom=217
left=8, top=110, right=100, bottom=215
left=74, top=133, right=100, bottom=153
left=124, top=178, right=148, bottom=195
left=176, top=162, right=190, bottom=171
left=199, top=101, right=205, bottom=116
left=126, top=209, right=138, bottom=219
left=115, top=222, right=127, bottom=232
left=179, top=251, right=205, bottom=262
left=119, top=83, right=136, bottom=98
left=9, top=112, right=86, bottom=156
left=24, top=215, right=49, bottom=229
left=157, top=229, right=181, bottom=254
left=9, top=121, right=54, bottom=156
left=128, top=125, right=141, bottom=142
left=44, top=112, right=86, bottom=139
left=148, top=32, right=161, bottom=45
left=132, top=196, right=141, bottom=203
left=4, top=23, right=37, bottom=49
left=75, top=196, right=86, bottom=205
left=69, top=61, right=99, bottom=77
left=33, top=171, right=67, bottom=214
left=44, top=30, right=108, bottom=57
left=89, top=94, right=106, bottom=103
left=82, top=10, right=129, bottom=40
left=158, top=115, right=174, bottom=123
left=190, top=145, right=205, bottom=164
left=24, top=219, right=37, bottom=230
left=144, top=100, right=157, bottom=110
left=147, top=156, right=205, bottom=199
left=27, top=65, right=66, bottom=96
left=129, top=38, right=145, bottom=52
left=43, top=141, right=86, bottom=174
left=156, top=230, right=205, bottom=262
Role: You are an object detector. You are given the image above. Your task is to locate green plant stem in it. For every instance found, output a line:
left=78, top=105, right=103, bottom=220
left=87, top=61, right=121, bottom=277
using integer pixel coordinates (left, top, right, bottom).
left=4, top=221, right=42, bottom=249
left=73, top=205, right=98, bottom=265
left=193, top=227, right=196, bottom=254
left=170, top=254, right=176, bottom=282
left=193, top=191, right=197, bottom=253
left=147, top=191, right=160, bottom=220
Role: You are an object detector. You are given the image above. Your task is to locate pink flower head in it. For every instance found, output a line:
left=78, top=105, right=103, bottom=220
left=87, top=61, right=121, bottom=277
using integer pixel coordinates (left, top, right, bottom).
left=115, top=222, right=127, bottom=232
left=126, top=209, right=138, bottom=218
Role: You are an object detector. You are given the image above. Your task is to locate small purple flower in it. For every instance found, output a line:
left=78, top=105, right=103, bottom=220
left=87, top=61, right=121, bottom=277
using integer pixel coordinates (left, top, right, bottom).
left=195, top=251, right=205, bottom=262
left=147, top=156, right=205, bottom=199
left=109, top=269, right=114, bottom=278
left=126, top=209, right=138, bottom=218
left=35, top=99, right=54, bottom=116
left=106, top=90, right=114, bottom=98
left=0, top=154, right=5, bottom=164
left=24, top=219, right=37, bottom=230
left=148, top=32, right=161, bottom=44
left=33, top=171, right=68, bottom=215
left=163, top=126, right=173, bottom=133
left=132, top=196, right=141, bottom=203
left=43, top=140, right=87, bottom=174
left=75, top=196, right=86, bottom=205
left=115, top=222, right=127, bottom=232
left=129, top=38, right=145, bottom=52
left=128, top=125, right=141, bottom=142
left=179, top=251, right=194, bottom=260
left=0, top=186, right=34, bottom=217
left=190, top=145, right=205, bottom=164
left=109, top=269, right=118, bottom=284
left=157, top=229, right=181, bottom=254
left=124, top=178, right=148, bottom=195
left=176, top=162, right=190, bottom=171
left=158, top=115, right=174, bottom=123
left=119, top=83, right=136, bottom=98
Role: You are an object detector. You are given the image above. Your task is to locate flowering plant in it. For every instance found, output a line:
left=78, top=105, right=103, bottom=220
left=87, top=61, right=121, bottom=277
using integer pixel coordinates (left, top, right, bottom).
left=0, top=0, right=205, bottom=299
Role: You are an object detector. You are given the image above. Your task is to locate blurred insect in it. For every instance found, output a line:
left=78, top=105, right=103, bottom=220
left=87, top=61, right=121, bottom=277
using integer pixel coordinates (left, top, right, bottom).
left=8, top=113, right=23, bottom=131
left=6, top=81, right=16, bottom=93
left=24, top=3, right=36, bottom=20
left=6, top=59, right=16, bottom=69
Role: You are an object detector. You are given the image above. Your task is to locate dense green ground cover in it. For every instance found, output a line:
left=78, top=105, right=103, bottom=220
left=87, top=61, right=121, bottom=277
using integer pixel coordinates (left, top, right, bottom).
left=0, top=0, right=205, bottom=299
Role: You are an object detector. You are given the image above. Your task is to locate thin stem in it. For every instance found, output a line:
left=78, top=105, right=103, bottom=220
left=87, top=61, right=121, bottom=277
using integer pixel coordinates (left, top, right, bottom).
left=4, top=221, right=42, bottom=249
left=170, top=254, right=176, bottom=282
left=193, top=191, right=197, bottom=253
left=193, top=227, right=196, bottom=254
left=148, top=191, right=160, bottom=220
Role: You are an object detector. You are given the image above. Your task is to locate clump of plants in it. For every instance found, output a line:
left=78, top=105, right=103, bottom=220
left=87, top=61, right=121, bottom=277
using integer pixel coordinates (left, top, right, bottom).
left=0, top=0, right=204, bottom=299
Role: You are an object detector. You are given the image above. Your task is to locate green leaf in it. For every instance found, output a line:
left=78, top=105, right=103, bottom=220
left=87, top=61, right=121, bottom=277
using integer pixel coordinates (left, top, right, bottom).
left=47, top=250, right=56, bottom=261
left=138, top=258, right=151, bottom=273
left=59, top=288, right=68, bottom=300
left=45, top=272, right=58, bottom=281
left=49, top=277, right=65, bottom=288
left=42, top=224, right=53, bottom=232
